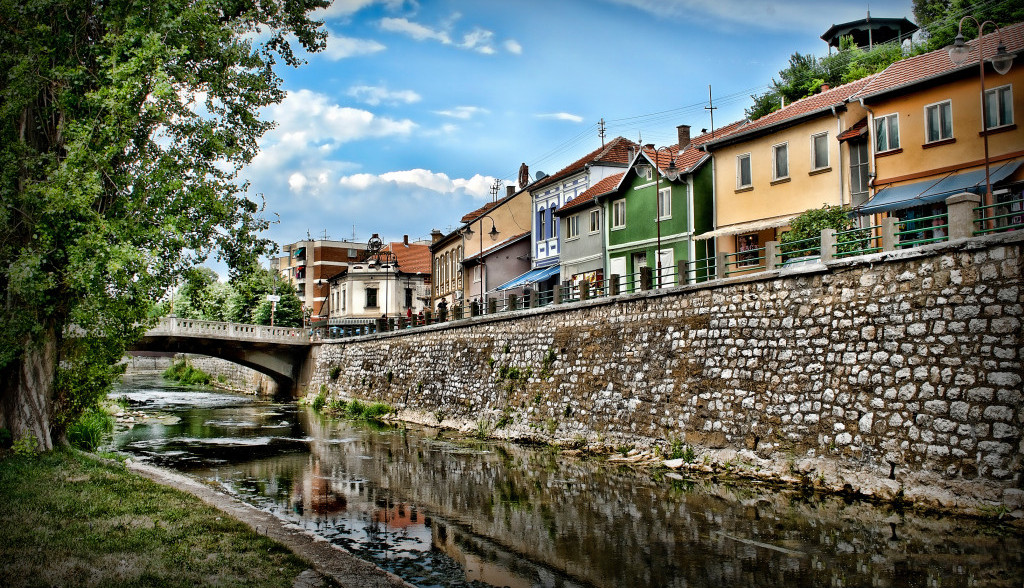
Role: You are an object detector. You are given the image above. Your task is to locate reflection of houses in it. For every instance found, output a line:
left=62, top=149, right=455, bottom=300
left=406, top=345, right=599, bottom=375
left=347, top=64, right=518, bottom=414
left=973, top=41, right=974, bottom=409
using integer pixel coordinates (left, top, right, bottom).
left=274, top=238, right=368, bottom=321
left=430, top=184, right=533, bottom=309
left=702, top=78, right=874, bottom=270
left=326, top=235, right=432, bottom=328
left=850, top=22, right=1024, bottom=228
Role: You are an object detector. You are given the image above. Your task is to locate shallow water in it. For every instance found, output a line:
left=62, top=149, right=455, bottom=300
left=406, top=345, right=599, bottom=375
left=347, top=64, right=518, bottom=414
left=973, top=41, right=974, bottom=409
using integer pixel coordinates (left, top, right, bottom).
left=111, top=372, right=1024, bottom=588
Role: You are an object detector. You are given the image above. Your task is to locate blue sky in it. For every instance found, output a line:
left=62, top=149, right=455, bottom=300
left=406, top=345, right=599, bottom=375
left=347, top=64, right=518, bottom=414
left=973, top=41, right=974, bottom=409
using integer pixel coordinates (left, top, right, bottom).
left=235, top=0, right=914, bottom=267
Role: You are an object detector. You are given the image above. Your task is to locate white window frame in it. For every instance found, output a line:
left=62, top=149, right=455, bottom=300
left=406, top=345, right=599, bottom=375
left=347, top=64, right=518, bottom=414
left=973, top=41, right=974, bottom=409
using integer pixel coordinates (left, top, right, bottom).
left=589, top=209, right=600, bottom=233
left=771, top=142, right=789, bottom=181
left=875, top=113, right=900, bottom=152
left=811, top=132, right=829, bottom=170
left=567, top=214, right=579, bottom=239
left=473, top=264, right=481, bottom=283
left=924, top=99, right=953, bottom=143
left=984, top=84, right=1014, bottom=130
left=611, top=200, right=626, bottom=229
left=736, top=153, right=752, bottom=189
left=657, top=186, right=672, bottom=220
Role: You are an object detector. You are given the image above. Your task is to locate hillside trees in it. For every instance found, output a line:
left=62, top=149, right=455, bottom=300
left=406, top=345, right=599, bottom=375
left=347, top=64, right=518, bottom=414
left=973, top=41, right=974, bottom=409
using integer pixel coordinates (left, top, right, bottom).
left=913, top=0, right=1024, bottom=50
left=0, top=0, right=327, bottom=449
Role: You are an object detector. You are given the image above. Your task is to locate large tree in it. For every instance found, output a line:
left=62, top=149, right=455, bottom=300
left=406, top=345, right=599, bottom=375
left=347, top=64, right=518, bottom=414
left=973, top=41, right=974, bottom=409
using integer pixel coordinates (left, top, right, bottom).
left=914, top=0, right=1024, bottom=51
left=0, top=0, right=326, bottom=449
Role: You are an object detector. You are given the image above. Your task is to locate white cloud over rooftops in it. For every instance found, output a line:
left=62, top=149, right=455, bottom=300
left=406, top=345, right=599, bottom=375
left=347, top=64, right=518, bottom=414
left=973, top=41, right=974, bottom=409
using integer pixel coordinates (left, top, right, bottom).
left=537, top=112, right=584, bottom=123
left=434, top=106, right=489, bottom=120
left=347, top=85, right=422, bottom=106
left=379, top=15, right=521, bottom=55
left=339, top=169, right=496, bottom=199
left=323, top=30, right=387, bottom=59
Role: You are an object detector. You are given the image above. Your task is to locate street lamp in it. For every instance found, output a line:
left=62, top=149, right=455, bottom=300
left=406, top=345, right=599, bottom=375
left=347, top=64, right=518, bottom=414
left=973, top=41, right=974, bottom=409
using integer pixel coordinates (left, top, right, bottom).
left=948, top=17, right=1014, bottom=228
left=635, top=146, right=680, bottom=288
left=462, top=214, right=499, bottom=311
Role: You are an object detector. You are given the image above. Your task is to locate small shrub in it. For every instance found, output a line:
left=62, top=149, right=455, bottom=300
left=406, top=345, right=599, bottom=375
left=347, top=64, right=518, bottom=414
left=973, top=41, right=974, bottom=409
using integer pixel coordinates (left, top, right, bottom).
left=66, top=409, right=114, bottom=452
left=346, top=399, right=367, bottom=418
left=12, top=434, right=39, bottom=457
left=329, top=366, right=341, bottom=380
left=495, top=408, right=513, bottom=428
left=311, top=390, right=327, bottom=412
left=363, top=402, right=393, bottom=420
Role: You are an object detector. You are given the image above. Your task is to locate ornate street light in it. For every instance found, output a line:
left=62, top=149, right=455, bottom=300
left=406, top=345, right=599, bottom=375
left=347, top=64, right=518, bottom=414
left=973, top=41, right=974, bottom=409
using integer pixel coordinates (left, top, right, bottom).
left=635, top=146, right=680, bottom=288
left=948, top=17, right=1014, bottom=228
left=462, top=215, right=499, bottom=312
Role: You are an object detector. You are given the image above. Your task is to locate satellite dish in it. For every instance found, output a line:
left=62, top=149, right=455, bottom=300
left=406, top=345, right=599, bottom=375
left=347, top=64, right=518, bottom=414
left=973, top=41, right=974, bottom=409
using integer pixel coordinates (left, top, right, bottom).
left=535, top=171, right=548, bottom=181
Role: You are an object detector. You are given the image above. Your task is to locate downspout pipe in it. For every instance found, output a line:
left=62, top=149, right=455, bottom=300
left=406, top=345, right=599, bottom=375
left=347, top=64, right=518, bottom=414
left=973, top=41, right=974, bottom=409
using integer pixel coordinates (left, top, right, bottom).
left=831, top=105, right=845, bottom=207
left=859, top=98, right=877, bottom=190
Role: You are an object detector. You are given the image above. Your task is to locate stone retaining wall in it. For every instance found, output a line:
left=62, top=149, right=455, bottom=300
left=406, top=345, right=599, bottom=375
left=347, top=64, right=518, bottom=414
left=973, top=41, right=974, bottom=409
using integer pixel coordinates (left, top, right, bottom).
left=309, top=232, right=1023, bottom=511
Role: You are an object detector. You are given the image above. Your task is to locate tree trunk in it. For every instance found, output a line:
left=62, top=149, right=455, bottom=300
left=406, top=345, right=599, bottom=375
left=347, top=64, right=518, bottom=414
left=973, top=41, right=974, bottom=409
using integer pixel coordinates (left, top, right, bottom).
left=0, top=330, right=57, bottom=451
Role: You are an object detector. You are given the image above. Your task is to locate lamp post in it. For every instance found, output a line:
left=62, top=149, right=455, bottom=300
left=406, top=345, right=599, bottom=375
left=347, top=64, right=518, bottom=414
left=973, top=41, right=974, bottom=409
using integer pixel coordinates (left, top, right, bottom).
left=948, top=17, right=1014, bottom=229
left=634, top=146, right=681, bottom=288
left=462, top=214, right=499, bottom=311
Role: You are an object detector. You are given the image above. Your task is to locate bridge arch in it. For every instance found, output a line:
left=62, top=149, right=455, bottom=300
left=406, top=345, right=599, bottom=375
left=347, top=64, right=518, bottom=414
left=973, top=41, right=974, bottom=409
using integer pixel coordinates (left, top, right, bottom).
left=131, top=319, right=311, bottom=393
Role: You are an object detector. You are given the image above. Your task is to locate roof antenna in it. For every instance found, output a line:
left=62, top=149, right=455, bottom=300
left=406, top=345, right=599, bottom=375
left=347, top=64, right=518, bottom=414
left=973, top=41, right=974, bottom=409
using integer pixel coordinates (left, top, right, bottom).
left=489, top=178, right=503, bottom=202
left=705, top=85, right=717, bottom=138
left=598, top=118, right=606, bottom=147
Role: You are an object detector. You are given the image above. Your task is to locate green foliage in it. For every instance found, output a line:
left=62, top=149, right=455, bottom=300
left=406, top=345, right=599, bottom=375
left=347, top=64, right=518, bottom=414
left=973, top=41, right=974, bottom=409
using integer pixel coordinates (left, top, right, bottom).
left=311, top=389, right=327, bottom=412
left=668, top=440, right=696, bottom=463
left=914, top=0, right=1024, bottom=52
left=252, top=290, right=303, bottom=328
left=65, top=409, right=113, bottom=452
left=12, top=435, right=39, bottom=457
left=0, top=0, right=327, bottom=447
left=0, top=427, right=11, bottom=449
left=52, top=335, right=128, bottom=434
left=163, top=359, right=212, bottom=386
left=329, top=366, right=341, bottom=380
left=779, top=205, right=867, bottom=259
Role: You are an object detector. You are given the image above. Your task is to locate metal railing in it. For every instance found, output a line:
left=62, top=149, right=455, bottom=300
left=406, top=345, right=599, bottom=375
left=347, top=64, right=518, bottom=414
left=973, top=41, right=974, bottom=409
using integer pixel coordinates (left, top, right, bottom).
left=896, top=213, right=949, bottom=247
left=973, top=194, right=1024, bottom=235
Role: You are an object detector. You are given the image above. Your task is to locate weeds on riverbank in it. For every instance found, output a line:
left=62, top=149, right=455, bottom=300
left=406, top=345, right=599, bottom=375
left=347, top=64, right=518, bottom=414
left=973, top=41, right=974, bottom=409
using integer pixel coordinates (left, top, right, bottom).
left=162, top=359, right=212, bottom=386
left=0, top=450, right=309, bottom=587
left=65, top=409, right=113, bottom=452
left=306, top=390, right=393, bottom=422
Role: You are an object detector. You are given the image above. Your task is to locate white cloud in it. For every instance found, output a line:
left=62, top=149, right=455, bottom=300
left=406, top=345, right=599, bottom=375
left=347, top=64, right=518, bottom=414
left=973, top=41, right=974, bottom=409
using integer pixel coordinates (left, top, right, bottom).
left=602, top=0, right=898, bottom=32
left=314, top=0, right=406, bottom=20
left=323, top=30, right=387, bottom=59
left=347, top=85, right=422, bottom=106
left=380, top=17, right=452, bottom=44
left=459, top=28, right=495, bottom=54
left=504, top=39, right=523, bottom=55
left=339, top=169, right=496, bottom=198
left=434, top=106, right=489, bottom=120
left=537, top=112, right=584, bottom=123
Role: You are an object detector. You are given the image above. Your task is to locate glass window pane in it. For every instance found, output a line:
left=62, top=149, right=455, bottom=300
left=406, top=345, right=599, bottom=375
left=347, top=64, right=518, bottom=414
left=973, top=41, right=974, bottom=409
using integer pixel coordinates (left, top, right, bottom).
left=814, top=135, right=828, bottom=168
left=887, top=116, right=899, bottom=149
left=875, top=117, right=887, bottom=151
left=774, top=145, right=787, bottom=178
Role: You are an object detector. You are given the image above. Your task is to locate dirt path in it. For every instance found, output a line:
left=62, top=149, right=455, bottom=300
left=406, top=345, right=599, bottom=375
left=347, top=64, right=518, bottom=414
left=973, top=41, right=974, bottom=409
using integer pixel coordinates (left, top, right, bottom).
left=126, top=460, right=414, bottom=588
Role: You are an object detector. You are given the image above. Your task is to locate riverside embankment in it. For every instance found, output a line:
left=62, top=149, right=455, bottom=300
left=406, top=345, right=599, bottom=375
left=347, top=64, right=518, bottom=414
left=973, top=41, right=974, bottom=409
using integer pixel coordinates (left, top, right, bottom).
left=308, top=231, right=1024, bottom=514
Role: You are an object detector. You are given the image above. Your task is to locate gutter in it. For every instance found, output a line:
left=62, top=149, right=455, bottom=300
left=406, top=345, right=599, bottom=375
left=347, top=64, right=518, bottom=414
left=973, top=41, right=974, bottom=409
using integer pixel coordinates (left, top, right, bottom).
left=858, top=98, right=878, bottom=193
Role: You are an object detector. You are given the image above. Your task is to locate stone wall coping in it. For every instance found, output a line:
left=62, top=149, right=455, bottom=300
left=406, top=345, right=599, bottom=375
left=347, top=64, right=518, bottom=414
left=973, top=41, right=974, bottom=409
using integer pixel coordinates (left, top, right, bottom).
left=323, top=229, right=1023, bottom=344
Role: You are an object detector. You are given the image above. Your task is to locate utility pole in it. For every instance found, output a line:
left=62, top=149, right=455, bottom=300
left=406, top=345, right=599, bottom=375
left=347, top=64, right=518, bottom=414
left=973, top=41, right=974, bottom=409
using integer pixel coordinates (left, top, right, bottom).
left=598, top=118, right=606, bottom=147
left=490, top=178, right=503, bottom=202
left=705, top=85, right=717, bottom=138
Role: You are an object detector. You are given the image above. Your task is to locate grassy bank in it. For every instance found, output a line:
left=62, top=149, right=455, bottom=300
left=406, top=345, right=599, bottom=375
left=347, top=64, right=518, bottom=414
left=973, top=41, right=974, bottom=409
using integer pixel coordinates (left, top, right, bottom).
left=0, top=450, right=313, bottom=587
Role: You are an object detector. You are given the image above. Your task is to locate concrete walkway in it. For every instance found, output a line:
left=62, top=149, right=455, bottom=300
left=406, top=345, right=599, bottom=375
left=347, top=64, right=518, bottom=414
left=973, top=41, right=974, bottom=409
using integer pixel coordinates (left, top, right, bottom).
left=127, top=460, right=413, bottom=588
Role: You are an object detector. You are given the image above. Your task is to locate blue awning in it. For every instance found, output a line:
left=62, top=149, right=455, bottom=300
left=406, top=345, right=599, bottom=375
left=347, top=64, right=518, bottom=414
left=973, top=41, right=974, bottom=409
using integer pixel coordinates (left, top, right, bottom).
left=859, top=160, right=1021, bottom=215
left=495, top=265, right=561, bottom=291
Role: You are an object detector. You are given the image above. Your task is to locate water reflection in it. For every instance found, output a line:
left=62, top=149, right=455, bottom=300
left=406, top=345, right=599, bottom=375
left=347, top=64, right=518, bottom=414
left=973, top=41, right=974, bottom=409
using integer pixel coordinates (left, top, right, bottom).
left=112, top=373, right=1024, bottom=588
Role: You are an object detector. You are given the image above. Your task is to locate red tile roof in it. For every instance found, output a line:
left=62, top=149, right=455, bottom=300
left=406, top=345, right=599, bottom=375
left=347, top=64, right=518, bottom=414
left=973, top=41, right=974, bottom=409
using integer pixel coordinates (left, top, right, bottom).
left=384, top=242, right=432, bottom=274
left=705, top=76, right=876, bottom=149
left=852, top=21, right=1024, bottom=101
left=530, top=136, right=637, bottom=192
left=837, top=117, right=868, bottom=142
left=557, top=172, right=624, bottom=214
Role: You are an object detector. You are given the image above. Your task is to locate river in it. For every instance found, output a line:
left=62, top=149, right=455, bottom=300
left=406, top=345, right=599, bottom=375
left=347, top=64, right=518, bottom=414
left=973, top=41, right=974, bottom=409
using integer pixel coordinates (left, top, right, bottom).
left=110, top=372, right=1024, bottom=588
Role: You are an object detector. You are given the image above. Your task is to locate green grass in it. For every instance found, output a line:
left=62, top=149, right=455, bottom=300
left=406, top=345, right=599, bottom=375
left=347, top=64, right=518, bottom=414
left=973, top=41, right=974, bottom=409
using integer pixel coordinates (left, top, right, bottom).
left=162, top=360, right=212, bottom=386
left=0, top=450, right=311, bottom=587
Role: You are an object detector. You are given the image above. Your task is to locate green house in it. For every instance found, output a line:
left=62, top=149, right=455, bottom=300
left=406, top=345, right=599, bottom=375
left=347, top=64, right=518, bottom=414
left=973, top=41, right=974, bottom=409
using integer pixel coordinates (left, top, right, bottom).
left=601, top=129, right=721, bottom=291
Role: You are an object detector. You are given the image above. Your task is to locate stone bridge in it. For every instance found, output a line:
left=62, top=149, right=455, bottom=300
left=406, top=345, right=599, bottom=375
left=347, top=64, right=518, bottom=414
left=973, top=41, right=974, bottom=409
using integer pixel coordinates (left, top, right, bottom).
left=131, top=318, right=311, bottom=392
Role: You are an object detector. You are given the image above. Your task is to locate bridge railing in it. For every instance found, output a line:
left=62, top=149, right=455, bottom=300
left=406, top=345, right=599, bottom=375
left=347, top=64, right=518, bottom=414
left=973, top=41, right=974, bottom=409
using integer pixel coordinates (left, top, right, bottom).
left=150, top=317, right=307, bottom=343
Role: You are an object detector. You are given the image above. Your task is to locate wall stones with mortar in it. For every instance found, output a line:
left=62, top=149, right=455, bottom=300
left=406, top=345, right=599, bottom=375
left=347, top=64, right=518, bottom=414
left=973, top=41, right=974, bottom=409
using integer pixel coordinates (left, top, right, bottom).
left=309, top=232, right=1023, bottom=510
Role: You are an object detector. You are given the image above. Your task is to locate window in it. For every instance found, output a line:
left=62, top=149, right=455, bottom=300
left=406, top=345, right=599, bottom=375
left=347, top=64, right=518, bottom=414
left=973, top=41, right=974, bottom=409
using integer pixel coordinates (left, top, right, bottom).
left=772, top=142, right=789, bottom=180
left=736, top=234, right=759, bottom=268
left=657, top=187, right=671, bottom=220
left=985, top=85, right=1013, bottom=129
left=365, top=287, right=377, bottom=308
left=537, top=208, right=546, bottom=241
left=342, top=291, right=346, bottom=311
left=473, top=265, right=481, bottom=283
left=612, top=200, right=626, bottom=229
left=589, top=209, right=600, bottom=233
left=925, top=100, right=953, bottom=142
left=811, top=133, right=829, bottom=170
left=875, top=113, right=900, bottom=152
left=736, top=153, right=752, bottom=189
left=405, top=287, right=413, bottom=309
left=567, top=214, right=579, bottom=239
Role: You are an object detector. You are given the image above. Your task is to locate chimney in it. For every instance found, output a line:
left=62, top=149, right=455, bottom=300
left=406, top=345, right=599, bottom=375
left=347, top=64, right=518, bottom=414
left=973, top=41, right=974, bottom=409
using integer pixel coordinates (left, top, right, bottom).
left=506, top=185, right=515, bottom=198
left=677, top=125, right=691, bottom=149
left=430, top=229, right=443, bottom=244
left=820, top=83, right=830, bottom=92
left=403, top=234, right=409, bottom=246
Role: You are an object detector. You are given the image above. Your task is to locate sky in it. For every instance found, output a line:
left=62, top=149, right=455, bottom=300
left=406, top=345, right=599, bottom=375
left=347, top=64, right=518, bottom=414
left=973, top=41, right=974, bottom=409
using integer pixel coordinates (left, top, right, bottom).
left=230, top=0, right=916, bottom=273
